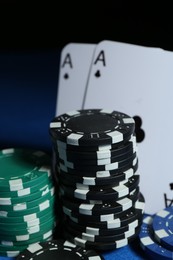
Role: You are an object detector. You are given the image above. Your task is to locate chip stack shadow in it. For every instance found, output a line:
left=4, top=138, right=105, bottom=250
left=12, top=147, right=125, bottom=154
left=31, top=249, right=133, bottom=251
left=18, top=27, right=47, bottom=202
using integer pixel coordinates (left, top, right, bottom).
left=49, top=109, right=145, bottom=251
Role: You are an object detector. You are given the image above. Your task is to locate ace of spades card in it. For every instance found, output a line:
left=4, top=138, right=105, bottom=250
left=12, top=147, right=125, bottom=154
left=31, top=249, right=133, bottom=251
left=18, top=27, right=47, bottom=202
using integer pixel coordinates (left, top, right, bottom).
left=55, top=43, right=96, bottom=116
left=83, top=40, right=173, bottom=214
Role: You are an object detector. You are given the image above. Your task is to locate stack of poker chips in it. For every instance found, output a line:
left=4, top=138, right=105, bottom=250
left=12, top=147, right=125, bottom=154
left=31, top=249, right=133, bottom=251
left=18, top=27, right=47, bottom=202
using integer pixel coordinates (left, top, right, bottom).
left=49, top=109, right=145, bottom=251
left=139, top=206, right=173, bottom=259
left=0, top=148, right=57, bottom=258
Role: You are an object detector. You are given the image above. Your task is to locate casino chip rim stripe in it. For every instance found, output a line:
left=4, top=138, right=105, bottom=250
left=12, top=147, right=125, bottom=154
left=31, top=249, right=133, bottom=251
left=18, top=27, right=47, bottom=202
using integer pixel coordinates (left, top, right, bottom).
left=49, top=109, right=135, bottom=146
left=139, top=215, right=173, bottom=259
left=16, top=239, right=104, bottom=260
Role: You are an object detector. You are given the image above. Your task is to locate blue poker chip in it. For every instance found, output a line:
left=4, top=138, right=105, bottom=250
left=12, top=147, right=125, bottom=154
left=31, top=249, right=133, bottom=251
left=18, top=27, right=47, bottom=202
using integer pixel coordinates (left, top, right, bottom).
left=152, top=206, right=173, bottom=251
left=139, top=215, right=173, bottom=259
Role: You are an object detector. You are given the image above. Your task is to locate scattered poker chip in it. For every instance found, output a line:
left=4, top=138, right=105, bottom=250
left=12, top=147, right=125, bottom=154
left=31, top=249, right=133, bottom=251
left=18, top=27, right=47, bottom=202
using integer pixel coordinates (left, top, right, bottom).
left=16, top=239, right=104, bottom=259
left=152, top=206, right=173, bottom=251
left=49, top=109, right=135, bottom=147
left=139, top=215, right=173, bottom=259
left=0, top=148, right=51, bottom=191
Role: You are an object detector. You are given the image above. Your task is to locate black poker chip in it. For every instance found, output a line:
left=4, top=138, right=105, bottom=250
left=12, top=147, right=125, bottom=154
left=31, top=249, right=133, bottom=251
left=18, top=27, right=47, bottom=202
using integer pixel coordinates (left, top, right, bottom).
left=63, top=227, right=141, bottom=251
left=65, top=216, right=142, bottom=237
left=64, top=193, right=145, bottom=229
left=58, top=150, right=136, bottom=168
left=64, top=223, right=141, bottom=243
left=49, top=109, right=135, bottom=147
left=58, top=158, right=138, bottom=177
left=60, top=174, right=140, bottom=201
left=16, top=239, right=104, bottom=259
left=59, top=152, right=137, bottom=172
left=56, top=137, right=136, bottom=161
left=52, top=133, right=136, bottom=154
left=60, top=187, right=140, bottom=216
left=57, top=162, right=138, bottom=186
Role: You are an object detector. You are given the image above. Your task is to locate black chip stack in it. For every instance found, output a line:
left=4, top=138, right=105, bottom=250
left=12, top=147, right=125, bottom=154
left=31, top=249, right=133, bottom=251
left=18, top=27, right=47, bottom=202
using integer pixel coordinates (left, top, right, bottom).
left=49, top=109, right=145, bottom=251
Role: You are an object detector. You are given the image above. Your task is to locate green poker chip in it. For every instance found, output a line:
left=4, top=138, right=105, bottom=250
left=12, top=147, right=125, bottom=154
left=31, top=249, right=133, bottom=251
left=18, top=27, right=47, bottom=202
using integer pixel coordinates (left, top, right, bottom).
left=0, top=216, right=56, bottom=236
left=0, top=210, right=54, bottom=231
left=0, top=148, right=51, bottom=191
left=0, top=182, right=54, bottom=205
left=0, top=230, right=53, bottom=247
left=0, top=176, right=53, bottom=198
left=0, top=196, right=55, bottom=222
left=0, top=234, right=53, bottom=257
left=0, top=189, right=55, bottom=217
left=0, top=217, right=56, bottom=241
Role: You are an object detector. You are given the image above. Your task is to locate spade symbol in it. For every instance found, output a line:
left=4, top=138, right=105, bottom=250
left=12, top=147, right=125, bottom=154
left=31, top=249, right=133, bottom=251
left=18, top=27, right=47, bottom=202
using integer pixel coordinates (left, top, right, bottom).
left=95, top=70, right=101, bottom=78
left=64, top=73, right=69, bottom=79
left=133, top=115, right=145, bottom=143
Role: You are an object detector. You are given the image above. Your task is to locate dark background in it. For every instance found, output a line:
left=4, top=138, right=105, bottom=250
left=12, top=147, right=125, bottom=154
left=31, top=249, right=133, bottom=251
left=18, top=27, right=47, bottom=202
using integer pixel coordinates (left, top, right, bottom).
left=0, top=1, right=172, bottom=52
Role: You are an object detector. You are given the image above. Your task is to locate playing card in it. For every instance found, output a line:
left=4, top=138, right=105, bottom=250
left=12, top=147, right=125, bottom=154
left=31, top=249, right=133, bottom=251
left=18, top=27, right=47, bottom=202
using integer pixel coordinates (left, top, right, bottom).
left=55, top=43, right=96, bottom=116
left=84, top=40, right=173, bottom=214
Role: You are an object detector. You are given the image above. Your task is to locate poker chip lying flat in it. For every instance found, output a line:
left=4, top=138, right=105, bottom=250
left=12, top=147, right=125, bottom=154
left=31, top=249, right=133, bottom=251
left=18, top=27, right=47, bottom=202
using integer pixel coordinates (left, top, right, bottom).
left=63, top=227, right=141, bottom=251
left=54, top=133, right=135, bottom=152
left=49, top=109, right=135, bottom=147
left=60, top=174, right=140, bottom=201
left=60, top=187, right=140, bottom=216
left=152, top=206, right=173, bottom=251
left=16, top=239, right=104, bottom=259
left=139, top=215, right=173, bottom=259
left=57, top=135, right=136, bottom=160
left=58, top=164, right=138, bottom=186
left=0, top=148, right=51, bottom=191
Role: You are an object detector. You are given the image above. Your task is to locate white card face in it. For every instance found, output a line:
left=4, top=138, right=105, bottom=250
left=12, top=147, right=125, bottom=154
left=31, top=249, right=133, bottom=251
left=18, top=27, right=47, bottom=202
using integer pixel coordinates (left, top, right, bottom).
left=55, top=43, right=96, bottom=116
left=84, top=40, right=173, bottom=214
